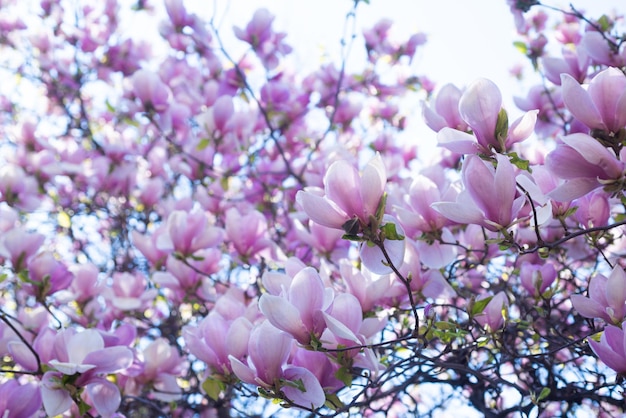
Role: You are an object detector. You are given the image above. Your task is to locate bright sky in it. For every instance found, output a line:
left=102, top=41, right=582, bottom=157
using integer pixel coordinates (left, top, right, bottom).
left=195, top=0, right=623, bottom=101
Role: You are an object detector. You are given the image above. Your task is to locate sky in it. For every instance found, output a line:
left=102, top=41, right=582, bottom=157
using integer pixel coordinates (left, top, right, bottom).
left=190, top=0, right=622, bottom=109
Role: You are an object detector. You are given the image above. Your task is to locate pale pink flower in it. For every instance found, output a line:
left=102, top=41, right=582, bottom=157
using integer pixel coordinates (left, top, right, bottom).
left=258, top=267, right=331, bottom=344
left=437, top=78, right=537, bottom=154
left=41, top=328, right=133, bottom=417
left=561, top=68, right=626, bottom=133
left=432, top=154, right=525, bottom=232
left=545, top=133, right=625, bottom=201
left=588, top=321, right=626, bottom=374
left=571, top=266, right=626, bottom=325
left=474, top=292, right=509, bottom=331
left=229, top=321, right=325, bottom=408
left=296, top=153, right=386, bottom=230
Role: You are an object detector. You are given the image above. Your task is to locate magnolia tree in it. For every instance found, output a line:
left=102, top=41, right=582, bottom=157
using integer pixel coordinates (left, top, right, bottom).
left=1, top=0, right=626, bottom=416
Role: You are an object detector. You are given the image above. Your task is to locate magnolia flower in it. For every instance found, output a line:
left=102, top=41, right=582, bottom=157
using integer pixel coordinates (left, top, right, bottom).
left=229, top=321, right=325, bottom=408
left=258, top=267, right=332, bottom=345
left=474, top=292, right=509, bottom=331
left=588, top=321, right=626, bottom=374
left=183, top=313, right=252, bottom=375
left=571, top=266, right=626, bottom=325
left=41, top=329, right=133, bottom=417
left=296, top=154, right=386, bottom=230
left=422, top=83, right=468, bottom=132
left=561, top=68, right=626, bottom=133
left=432, top=154, right=525, bottom=232
left=519, top=261, right=557, bottom=297
left=437, top=78, right=537, bottom=154
left=545, top=133, right=625, bottom=201
left=0, top=380, right=42, bottom=418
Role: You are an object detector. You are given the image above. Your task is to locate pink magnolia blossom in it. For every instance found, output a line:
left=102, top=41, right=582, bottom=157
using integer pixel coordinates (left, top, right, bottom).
left=135, top=338, right=186, bottom=402
left=131, top=69, right=171, bottom=113
left=561, top=68, right=626, bottom=133
left=519, top=261, right=557, bottom=297
left=26, top=252, right=74, bottom=298
left=0, top=380, right=42, bottom=418
left=437, top=78, right=537, bottom=154
left=0, top=164, right=41, bottom=211
left=474, top=292, right=509, bottom=332
left=545, top=133, right=625, bottom=201
left=224, top=206, right=273, bottom=260
left=296, top=153, right=386, bottom=230
left=541, top=48, right=589, bottom=85
left=41, top=328, right=133, bottom=417
left=101, top=271, right=157, bottom=312
left=581, top=31, right=626, bottom=68
left=574, top=191, right=610, bottom=229
left=422, top=83, right=468, bottom=132
left=258, top=266, right=331, bottom=345
left=588, top=321, right=626, bottom=374
left=571, top=266, right=626, bottom=325
left=0, top=227, right=44, bottom=271
left=320, top=293, right=386, bottom=372
left=184, top=313, right=252, bottom=375
left=432, top=154, right=525, bottom=232
left=233, top=8, right=292, bottom=70
left=229, top=320, right=325, bottom=408
left=156, top=209, right=225, bottom=257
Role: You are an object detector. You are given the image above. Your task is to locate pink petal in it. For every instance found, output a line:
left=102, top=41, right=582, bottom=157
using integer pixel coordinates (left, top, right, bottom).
left=561, top=73, right=606, bottom=130
left=259, top=294, right=309, bottom=343
left=431, top=197, right=484, bottom=226
left=289, top=267, right=325, bottom=331
left=437, top=128, right=478, bottom=154
left=86, top=378, right=122, bottom=417
left=589, top=326, right=626, bottom=373
left=41, top=372, right=73, bottom=417
left=321, top=312, right=360, bottom=345
left=229, top=356, right=259, bottom=385
left=360, top=154, right=386, bottom=219
left=548, top=178, right=601, bottom=202
left=296, top=189, right=348, bottom=229
left=325, top=160, right=363, bottom=218
left=561, top=133, right=623, bottom=179
left=506, top=110, right=538, bottom=146
left=606, top=266, right=626, bottom=319
left=282, top=366, right=326, bottom=408
left=571, top=295, right=607, bottom=320
left=458, top=78, right=501, bottom=149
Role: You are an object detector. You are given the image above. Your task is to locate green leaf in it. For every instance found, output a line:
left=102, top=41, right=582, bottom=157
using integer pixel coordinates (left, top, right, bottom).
left=341, top=234, right=364, bottom=242
left=335, top=366, right=353, bottom=387
left=374, top=192, right=387, bottom=223
left=495, top=108, right=509, bottom=151
left=77, top=399, right=92, bottom=416
left=537, top=387, right=550, bottom=401
left=202, top=377, right=225, bottom=401
left=597, top=15, right=612, bottom=32
left=105, top=99, right=115, bottom=113
left=434, top=321, right=457, bottom=330
left=471, top=296, right=493, bottom=316
left=197, top=138, right=210, bottom=151
left=507, top=151, right=530, bottom=171
left=282, top=378, right=306, bottom=392
left=325, top=393, right=345, bottom=410
left=380, top=222, right=404, bottom=241
left=513, top=41, right=528, bottom=55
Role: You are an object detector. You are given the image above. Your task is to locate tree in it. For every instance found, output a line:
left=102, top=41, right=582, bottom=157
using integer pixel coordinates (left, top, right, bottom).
left=0, top=0, right=625, bottom=416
